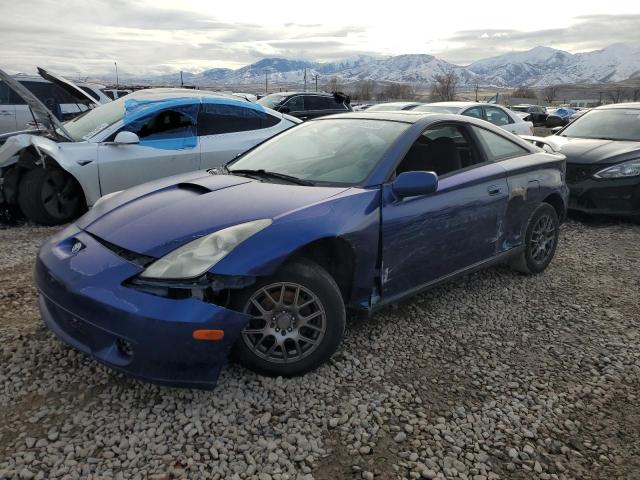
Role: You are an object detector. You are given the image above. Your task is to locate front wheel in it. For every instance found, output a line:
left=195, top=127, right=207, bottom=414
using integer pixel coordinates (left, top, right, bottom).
left=231, top=259, right=345, bottom=377
left=510, top=203, right=560, bottom=274
left=17, top=167, right=84, bottom=225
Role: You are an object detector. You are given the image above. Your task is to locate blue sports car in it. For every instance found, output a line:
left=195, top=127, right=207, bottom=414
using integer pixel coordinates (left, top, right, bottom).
left=36, top=112, right=569, bottom=388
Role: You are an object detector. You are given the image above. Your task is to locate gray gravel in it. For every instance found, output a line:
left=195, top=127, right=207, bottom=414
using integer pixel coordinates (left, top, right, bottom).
left=1, top=219, right=639, bottom=479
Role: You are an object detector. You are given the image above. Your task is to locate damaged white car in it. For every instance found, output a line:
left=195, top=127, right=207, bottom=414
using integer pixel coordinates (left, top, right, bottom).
left=0, top=69, right=300, bottom=225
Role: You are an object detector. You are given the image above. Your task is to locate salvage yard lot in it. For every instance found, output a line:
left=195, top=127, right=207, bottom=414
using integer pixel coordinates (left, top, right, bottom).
left=1, top=219, right=639, bottom=480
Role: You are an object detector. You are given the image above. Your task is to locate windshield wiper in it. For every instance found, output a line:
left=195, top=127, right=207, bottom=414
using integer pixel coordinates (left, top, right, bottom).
left=228, top=169, right=314, bottom=186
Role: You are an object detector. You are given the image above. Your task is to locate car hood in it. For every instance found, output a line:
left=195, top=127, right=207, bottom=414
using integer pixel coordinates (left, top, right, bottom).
left=37, top=67, right=100, bottom=106
left=542, top=136, right=640, bottom=164
left=78, top=171, right=350, bottom=257
left=0, top=68, right=71, bottom=137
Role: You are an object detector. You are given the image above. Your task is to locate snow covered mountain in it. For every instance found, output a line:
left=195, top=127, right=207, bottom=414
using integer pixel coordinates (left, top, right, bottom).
left=468, top=44, right=640, bottom=86
left=127, top=43, right=640, bottom=88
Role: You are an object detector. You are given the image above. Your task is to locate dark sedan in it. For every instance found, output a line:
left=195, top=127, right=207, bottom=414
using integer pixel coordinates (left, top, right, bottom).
left=536, top=103, right=640, bottom=218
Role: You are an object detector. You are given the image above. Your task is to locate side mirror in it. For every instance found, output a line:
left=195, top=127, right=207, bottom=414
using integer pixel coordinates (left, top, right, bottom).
left=278, top=105, right=290, bottom=113
left=550, top=126, right=563, bottom=134
left=113, top=131, right=139, bottom=145
left=392, top=171, right=438, bottom=198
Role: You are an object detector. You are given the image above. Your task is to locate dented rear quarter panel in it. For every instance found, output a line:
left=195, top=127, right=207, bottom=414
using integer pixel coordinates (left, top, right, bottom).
left=500, top=151, right=568, bottom=248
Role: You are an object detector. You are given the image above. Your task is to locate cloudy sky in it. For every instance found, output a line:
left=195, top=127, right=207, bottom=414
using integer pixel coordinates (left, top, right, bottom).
left=1, top=0, right=639, bottom=77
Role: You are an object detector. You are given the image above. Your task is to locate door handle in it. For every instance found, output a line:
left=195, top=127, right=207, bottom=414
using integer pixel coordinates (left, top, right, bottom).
left=487, top=185, right=503, bottom=196
left=0, top=110, right=14, bottom=116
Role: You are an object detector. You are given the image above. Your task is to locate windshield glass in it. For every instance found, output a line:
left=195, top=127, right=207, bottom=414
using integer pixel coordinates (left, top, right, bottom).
left=257, top=94, right=286, bottom=109
left=560, top=108, right=640, bottom=141
left=229, top=119, right=409, bottom=185
left=413, top=105, right=461, bottom=114
left=62, top=96, right=127, bottom=141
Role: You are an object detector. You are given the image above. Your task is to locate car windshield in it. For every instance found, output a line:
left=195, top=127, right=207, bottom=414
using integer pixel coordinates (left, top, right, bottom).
left=413, top=105, right=461, bottom=114
left=228, top=119, right=409, bottom=185
left=62, top=96, right=127, bottom=141
left=257, top=94, right=286, bottom=109
left=560, top=108, right=640, bottom=141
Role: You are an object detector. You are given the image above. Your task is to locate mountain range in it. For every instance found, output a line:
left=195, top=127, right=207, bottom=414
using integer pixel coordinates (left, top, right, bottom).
left=118, top=43, right=640, bottom=88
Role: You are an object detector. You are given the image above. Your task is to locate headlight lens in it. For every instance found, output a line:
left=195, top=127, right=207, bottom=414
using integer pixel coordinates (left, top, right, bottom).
left=140, top=219, right=272, bottom=280
left=93, top=190, right=123, bottom=208
left=594, top=159, right=640, bottom=179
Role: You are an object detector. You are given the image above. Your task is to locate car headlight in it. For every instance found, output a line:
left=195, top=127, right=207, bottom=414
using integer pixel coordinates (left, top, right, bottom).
left=594, top=159, right=640, bottom=179
left=93, top=190, right=123, bottom=208
left=140, top=219, right=272, bottom=280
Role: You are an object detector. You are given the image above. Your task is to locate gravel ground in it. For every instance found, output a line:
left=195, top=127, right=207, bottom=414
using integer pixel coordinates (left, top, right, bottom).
left=1, top=218, right=639, bottom=480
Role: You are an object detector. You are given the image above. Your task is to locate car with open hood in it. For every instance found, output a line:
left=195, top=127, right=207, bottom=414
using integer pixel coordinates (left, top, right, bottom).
left=523, top=103, right=640, bottom=218
left=36, top=111, right=568, bottom=388
left=0, top=67, right=109, bottom=137
left=0, top=68, right=300, bottom=225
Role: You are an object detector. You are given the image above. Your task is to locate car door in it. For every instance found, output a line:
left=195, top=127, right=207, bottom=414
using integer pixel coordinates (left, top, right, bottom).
left=380, top=122, right=509, bottom=299
left=198, top=102, right=283, bottom=169
left=282, top=95, right=306, bottom=119
left=97, top=104, right=200, bottom=195
left=0, top=81, right=17, bottom=133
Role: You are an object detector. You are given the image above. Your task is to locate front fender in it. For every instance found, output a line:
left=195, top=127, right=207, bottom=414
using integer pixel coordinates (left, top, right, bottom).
left=211, top=188, right=382, bottom=308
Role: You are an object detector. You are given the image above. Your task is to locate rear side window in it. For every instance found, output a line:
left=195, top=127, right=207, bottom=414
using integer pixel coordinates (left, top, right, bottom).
left=283, top=96, right=304, bottom=112
left=0, top=81, right=10, bottom=105
left=304, top=96, right=327, bottom=110
left=198, top=103, right=280, bottom=135
left=463, top=106, right=483, bottom=119
left=485, top=106, right=513, bottom=126
left=472, top=126, right=528, bottom=160
left=19, top=81, right=81, bottom=105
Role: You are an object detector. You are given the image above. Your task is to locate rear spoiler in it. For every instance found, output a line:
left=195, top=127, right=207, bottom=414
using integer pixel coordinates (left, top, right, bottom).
left=333, top=91, right=350, bottom=105
left=519, top=135, right=562, bottom=153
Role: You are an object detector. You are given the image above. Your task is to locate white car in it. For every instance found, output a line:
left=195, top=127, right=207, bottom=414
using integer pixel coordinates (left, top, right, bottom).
left=0, top=69, right=300, bottom=225
left=413, top=102, right=534, bottom=136
left=0, top=68, right=110, bottom=135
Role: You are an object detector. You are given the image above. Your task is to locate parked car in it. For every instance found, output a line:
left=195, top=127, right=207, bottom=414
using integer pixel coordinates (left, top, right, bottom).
left=0, top=69, right=300, bottom=225
left=524, top=103, right=640, bottom=218
left=102, top=89, right=132, bottom=100
left=36, top=111, right=568, bottom=388
left=510, top=104, right=548, bottom=126
left=365, top=101, right=422, bottom=112
left=545, top=107, right=577, bottom=127
left=0, top=68, right=108, bottom=135
left=257, top=91, right=351, bottom=120
left=413, top=102, right=534, bottom=135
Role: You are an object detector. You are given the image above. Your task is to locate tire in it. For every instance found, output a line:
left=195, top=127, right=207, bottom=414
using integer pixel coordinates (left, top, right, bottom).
left=17, top=167, right=85, bottom=225
left=510, top=203, right=560, bottom=274
left=231, top=259, right=346, bottom=377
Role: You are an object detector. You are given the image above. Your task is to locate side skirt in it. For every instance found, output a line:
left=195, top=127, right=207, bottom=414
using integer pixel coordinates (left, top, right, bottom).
left=370, top=247, right=524, bottom=312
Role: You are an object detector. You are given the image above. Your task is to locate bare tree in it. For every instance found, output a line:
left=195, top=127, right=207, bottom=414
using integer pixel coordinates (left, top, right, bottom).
left=430, top=71, right=459, bottom=101
left=631, top=87, right=640, bottom=102
left=543, top=85, right=558, bottom=104
left=325, top=76, right=340, bottom=93
left=353, top=80, right=376, bottom=100
left=511, top=86, right=536, bottom=99
left=607, top=86, right=625, bottom=104
left=384, top=82, right=414, bottom=100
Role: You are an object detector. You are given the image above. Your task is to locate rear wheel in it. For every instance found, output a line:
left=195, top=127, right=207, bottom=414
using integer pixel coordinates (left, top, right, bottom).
left=17, top=167, right=84, bottom=225
left=510, top=203, right=559, bottom=274
left=231, top=259, right=345, bottom=377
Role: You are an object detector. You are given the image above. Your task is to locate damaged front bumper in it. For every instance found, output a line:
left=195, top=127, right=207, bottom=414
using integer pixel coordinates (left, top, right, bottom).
left=36, top=225, right=252, bottom=389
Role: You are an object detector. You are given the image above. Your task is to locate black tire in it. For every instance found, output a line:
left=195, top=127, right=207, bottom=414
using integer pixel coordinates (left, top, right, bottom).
left=17, top=167, right=85, bottom=225
left=510, top=203, right=560, bottom=274
left=231, top=259, right=345, bottom=377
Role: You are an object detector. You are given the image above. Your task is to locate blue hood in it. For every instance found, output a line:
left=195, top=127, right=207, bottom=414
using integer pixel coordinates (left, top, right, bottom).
left=78, top=171, right=349, bottom=257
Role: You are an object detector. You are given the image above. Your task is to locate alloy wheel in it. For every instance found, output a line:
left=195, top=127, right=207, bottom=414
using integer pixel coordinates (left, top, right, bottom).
left=241, top=282, right=327, bottom=364
left=530, top=213, right=556, bottom=263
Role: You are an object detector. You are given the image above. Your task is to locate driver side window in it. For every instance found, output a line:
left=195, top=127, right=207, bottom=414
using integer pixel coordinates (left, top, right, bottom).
left=118, top=105, right=198, bottom=144
left=284, top=96, right=304, bottom=112
left=396, top=124, right=482, bottom=177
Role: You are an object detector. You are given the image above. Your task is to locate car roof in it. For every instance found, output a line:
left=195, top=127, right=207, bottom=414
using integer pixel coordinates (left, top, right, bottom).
left=426, top=101, right=488, bottom=108
left=312, top=110, right=477, bottom=124
left=595, top=102, right=640, bottom=110
left=126, top=88, right=241, bottom=102
left=266, top=91, right=334, bottom=97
